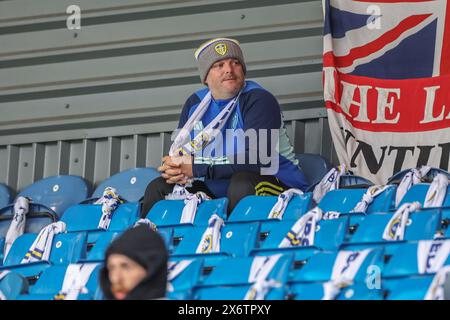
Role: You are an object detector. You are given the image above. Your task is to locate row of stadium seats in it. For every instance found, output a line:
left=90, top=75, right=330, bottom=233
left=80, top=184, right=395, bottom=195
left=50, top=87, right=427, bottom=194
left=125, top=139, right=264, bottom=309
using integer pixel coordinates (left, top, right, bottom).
left=0, top=160, right=449, bottom=300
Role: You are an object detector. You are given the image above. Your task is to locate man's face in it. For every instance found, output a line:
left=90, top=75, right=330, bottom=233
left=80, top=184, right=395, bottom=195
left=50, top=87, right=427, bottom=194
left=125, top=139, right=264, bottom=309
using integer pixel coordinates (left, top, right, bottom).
left=107, top=254, right=147, bottom=300
left=205, top=58, right=245, bottom=100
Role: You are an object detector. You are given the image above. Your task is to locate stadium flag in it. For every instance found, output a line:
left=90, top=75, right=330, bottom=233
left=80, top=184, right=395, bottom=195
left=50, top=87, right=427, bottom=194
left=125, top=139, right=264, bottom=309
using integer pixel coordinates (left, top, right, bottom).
left=322, top=0, right=450, bottom=184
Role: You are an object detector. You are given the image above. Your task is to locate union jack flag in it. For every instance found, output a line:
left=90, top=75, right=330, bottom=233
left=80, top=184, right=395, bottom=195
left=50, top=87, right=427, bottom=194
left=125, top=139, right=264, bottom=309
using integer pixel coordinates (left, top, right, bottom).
left=322, top=0, right=450, bottom=184
left=323, top=0, right=450, bottom=79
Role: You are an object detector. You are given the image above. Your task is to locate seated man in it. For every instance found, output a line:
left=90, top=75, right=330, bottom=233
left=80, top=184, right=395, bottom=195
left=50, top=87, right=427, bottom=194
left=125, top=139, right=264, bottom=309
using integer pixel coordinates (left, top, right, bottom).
left=142, top=37, right=308, bottom=217
left=99, top=225, right=168, bottom=300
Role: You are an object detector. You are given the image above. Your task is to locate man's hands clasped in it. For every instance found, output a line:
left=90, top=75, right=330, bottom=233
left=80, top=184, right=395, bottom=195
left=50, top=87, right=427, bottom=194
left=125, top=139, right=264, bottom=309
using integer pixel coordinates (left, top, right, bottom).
left=158, top=155, right=194, bottom=184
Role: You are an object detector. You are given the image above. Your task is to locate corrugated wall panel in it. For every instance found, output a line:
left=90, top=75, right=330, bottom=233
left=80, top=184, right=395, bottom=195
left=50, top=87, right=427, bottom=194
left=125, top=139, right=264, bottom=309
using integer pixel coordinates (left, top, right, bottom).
left=0, top=0, right=334, bottom=193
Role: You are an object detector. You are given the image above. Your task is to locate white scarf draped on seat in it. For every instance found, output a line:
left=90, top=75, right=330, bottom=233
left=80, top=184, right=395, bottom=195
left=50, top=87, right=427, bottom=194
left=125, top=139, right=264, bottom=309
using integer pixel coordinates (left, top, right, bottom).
left=21, top=221, right=66, bottom=264
left=95, top=187, right=123, bottom=230
left=267, top=188, right=304, bottom=220
left=424, top=173, right=449, bottom=208
left=196, top=214, right=224, bottom=254
left=383, top=202, right=421, bottom=241
left=244, top=254, right=282, bottom=300
left=322, top=249, right=372, bottom=300
left=166, top=260, right=193, bottom=292
left=395, top=166, right=431, bottom=207
left=417, top=240, right=450, bottom=274
left=425, top=266, right=450, bottom=300
left=54, top=263, right=99, bottom=300
left=351, top=185, right=392, bottom=213
left=313, top=165, right=346, bottom=204
left=4, top=196, right=30, bottom=260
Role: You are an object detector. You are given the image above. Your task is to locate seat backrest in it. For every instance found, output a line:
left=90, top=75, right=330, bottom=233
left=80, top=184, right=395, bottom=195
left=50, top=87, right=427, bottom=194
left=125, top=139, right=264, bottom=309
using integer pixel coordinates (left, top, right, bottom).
left=387, top=167, right=450, bottom=185
left=146, top=198, right=228, bottom=227
left=228, top=194, right=312, bottom=223
left=0, top=183, right=14, bottom=209
left=348, top=210, right=441, bottom=245
left=3, top=232, right=87, bottom=266
left=383, top=240, right=450, bottom=278
left=201, top=255, right=293, bottom=287
left=84, top=232, right=120, bottom=262
left=61, top=203, right=140, bottom=232
left=92, top=167, right=159, bottom=202
left=0, top=209, right=56, bottom=239
left=296, top=153, right=333, bottom=186
left=398, top=183, right=450, bottom=208
left=168, top=258, right=203, bottom=292
left=318, top=186, right=396, bottom=214
left=29, top=263, right=101, bottom=298
left=290, top=248, right=384, bottom=283
left=384, top=276, right=434, bottom=300
left=18, top=175, right=90, bottom=218
left=173, top=222, right=259, bottom=258
left=257, top=218, right=348, bottom=252
left=0, top=272, right=28, bottom=299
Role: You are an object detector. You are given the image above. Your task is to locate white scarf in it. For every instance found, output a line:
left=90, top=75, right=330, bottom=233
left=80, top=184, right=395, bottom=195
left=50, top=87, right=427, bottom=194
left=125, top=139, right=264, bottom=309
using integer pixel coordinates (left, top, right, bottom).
left=322, top=249, right=371, bottom=300
left=4, top=197, right=30, bottom=260
left=395, top=166, right=431, bottom=207
left=417, top=240, right=450, bottom=274
left=54, top=263, right=99, bottom=300
left=351, top=185, right=391, bottom=213
left=133, top=218, right=157, bottom=231
left=95, top=187, right=122, bottom=230
left=313, top=165, right=346, bottom=203
left=244, top=254, right=282, bottom=300
left=383, top=202, right=421, bottom=241
left=167, top=260, right=193, bottom=292
left=167, top=90, right=241, bottom=195
left=278, top=207, right=323, bottom=248
left=268, top=188, right=304, bottom=220
left=21, top=221, right=66, bottom=264
left=196, top=214, right=224, bottom=254
left=424, top=266, right=450, bottom=300
left=180, top=191, right=210, bottom=224
left=424, top=173, right=449, bottom=208
left=169, top=91, right=242, bottom=157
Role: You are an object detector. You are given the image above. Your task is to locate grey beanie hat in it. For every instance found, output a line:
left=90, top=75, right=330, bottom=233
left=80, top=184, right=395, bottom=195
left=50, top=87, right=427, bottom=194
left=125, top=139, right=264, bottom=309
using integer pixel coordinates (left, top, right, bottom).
left=194, top=38, right=246, bottom=84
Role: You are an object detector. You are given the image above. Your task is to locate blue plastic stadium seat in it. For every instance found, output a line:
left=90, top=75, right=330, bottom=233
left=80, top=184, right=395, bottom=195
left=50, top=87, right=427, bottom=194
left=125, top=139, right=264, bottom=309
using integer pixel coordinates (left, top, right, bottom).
left=172, top=222, right=259, bottom=259
left=0, top=272, right=28, bottom=300
left=318, top=186, right=396, bottom=215
left=91, top=167, right=159, bottom=203
left=387, top=167, right=450, bottom=185
left=252, top=217, right=348, bottom=255
left=146, top=198, right=228, bottom=227
left=289, top=248, right=384, bottom=283
left=346, top=210, right=441, bottom=246
left=0, top=232, right=87, bottom=279
left=398, top=183, right=450, bottom=208
left=227, top=194, right=312, bottom=223
left=296, top=153, right=333, bottom=186
left=17, top=175, right=90, bottom=218
left=193, top=255, right=292, bottom=300
left=80, top=232, right=120, bottom=263
left=383, top=240, right=450, bottom=278
left=18, top=263, right=101, bottom=300
left=383, top=276, right=435, bottom=300
left=61, top=203, right=140, bottom=243
left=306, top=173, right=374, bottom=193
left=287, top=282, right=383, bottom=300
left=0, top=183, right=14, bottom=209
left=167, top=258, right=203, bottom=300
